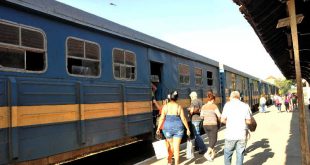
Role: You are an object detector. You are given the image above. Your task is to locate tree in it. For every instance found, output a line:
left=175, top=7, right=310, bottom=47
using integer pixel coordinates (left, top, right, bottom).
left=274, top=78, right=294, bottom=95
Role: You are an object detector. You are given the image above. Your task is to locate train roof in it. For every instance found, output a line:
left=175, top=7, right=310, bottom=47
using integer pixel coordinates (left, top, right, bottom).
left=223, top=64, right=261, bottom=81
left=4, top=0, right=219, bottom=67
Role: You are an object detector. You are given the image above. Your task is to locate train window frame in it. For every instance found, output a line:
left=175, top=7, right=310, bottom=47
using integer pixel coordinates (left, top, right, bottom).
left=206, top=70, right=213, bottom=86
left=0, top=19, right=47, bottom=73
left=66, top=37, right=101, bottom=78
left=253, top=81, right=259, bottom=95
left=195, top=67, right=203, bottom=86
left=231, top=73, right=236, bottom=90
left=112, top=48, right=137, bottom=81
left=178, top=63, right=190, bottom=85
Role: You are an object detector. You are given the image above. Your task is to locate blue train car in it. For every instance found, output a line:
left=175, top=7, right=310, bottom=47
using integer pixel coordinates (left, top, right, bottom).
left=0, top=0, right=222, bottom=164
left=220, top=65, right=261, bottom=111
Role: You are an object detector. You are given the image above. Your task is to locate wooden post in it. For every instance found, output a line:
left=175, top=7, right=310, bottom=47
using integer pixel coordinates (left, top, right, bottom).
left=287, top=0, right=310, bottom=164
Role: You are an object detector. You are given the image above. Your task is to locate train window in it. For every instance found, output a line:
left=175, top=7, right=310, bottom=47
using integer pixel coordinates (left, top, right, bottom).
left=241, top=78, right=246, bottom=89
left=0, top=20, right=46, bottom=72
left=195, top=68, right=203, bottom=86
left=253, top=81, right=259, bottom=95
left=179, top=64, right=190, bottom=85
left=66, top=37, right=100, bottom=77
left=21, top=28, right=44, bottom=49
left=113, top=48, right=136, bottom=80
left=231, top=74, right=236, bottom=89
left=207, top=71, right=213, bottom=86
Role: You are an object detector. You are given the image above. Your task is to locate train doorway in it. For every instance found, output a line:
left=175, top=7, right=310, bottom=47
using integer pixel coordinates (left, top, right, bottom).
left=150, top=61, right=163, bottom=137
left=150, top=61, right=163, bottom=100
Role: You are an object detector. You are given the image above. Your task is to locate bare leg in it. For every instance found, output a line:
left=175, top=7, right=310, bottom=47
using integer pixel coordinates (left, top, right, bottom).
left=172, top=137, right=182, bottom=165
left=210, top=148, right=215, bottom=159
left=166, top=138, right=174, bottom=164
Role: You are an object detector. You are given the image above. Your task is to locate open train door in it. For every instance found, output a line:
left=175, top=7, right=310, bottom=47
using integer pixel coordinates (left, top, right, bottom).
left=150, top=61, right=164, bottom=101
left=150, top=61, right=164, bottom=136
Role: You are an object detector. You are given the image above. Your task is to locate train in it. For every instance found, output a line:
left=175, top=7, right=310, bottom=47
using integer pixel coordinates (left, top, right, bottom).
left=0, top=0, right=278, bottom=164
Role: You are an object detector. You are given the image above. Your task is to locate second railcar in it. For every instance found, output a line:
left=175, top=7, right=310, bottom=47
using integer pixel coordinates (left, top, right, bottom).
left=221, top=65, right=261, bottom=111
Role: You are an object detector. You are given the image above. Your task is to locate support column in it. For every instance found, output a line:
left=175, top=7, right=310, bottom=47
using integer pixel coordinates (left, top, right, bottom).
left=287, top=0, right=310, bottom=164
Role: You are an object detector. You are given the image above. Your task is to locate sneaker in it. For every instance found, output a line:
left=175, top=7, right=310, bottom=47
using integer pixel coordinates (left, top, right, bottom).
left=204, top=153, right=213, bottom=161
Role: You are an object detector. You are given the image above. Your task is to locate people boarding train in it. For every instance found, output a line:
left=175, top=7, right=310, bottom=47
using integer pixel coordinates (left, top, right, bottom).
left=151, top=75, right=162, bottom=132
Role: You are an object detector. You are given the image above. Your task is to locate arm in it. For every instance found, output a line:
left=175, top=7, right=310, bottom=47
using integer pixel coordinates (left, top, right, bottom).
left=188, top=106, right=194, bottom=115
left=220, top=108, right=227, bottom=124
left=179, top=106, right=191, bottom=136
left=245, top=106, right=252, bottom=125
left=214, top=107, right=222, bottom=123
left=156, top=105, right=166, bottom=134
left=214, top=105, right=221, bottom=118
left=221, top=116, right=227, bottom=124
left=245, top=118, right=252, bottom=125
left=200, top=105, right=206, bottom=118
left=152, top=99, right=162, bottom=114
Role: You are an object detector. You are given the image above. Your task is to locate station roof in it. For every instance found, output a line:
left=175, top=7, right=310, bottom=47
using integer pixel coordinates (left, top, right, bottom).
left=233, top=0, right=310, bottom=82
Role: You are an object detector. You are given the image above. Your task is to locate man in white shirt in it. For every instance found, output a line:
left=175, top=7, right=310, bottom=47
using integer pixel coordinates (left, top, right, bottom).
left=221, top=91, right=252, bottom=165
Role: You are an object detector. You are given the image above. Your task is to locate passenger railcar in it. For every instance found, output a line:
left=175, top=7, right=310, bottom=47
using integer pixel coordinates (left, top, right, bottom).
left=0, top=0, right=278, bottom=164
left=221, top=65, right=258, bottom=110
left=220, top=65, right=278, bottom=112
left=0, top=0, right=221, bottom=164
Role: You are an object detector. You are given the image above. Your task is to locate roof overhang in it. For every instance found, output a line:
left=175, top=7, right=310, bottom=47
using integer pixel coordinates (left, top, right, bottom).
left=233, top=0, right=310, bottom=82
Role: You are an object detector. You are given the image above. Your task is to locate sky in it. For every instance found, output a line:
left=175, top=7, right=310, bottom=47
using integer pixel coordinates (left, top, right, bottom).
left=56, top=0, right=284, bottom=80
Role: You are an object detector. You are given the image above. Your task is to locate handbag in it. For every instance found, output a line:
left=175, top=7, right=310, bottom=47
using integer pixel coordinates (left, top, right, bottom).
left=186, top=139, right=194, bottom=159
left=152, top=139, right=168, bottom=159
left=247, top=116, right=257, bottom=132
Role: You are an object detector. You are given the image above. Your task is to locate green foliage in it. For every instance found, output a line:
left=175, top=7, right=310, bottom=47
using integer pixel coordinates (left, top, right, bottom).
left=274, top=78, right=293, bottom=95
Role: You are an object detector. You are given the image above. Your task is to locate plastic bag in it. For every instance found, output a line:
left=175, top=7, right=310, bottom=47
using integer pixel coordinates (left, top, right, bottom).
left=152, top=139, right=168, bottom=159
left=186, top=139, right=194, bottom=159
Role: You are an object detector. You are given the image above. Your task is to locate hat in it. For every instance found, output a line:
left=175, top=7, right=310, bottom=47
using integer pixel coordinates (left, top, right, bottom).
left=151, top=75, right=159, bottom=83
left=189, top=91, right=197, bottom=98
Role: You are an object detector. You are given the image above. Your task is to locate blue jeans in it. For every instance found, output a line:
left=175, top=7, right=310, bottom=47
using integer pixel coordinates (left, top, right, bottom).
left=276, top=104, right=281, bottom=111
left=260, top=103, right=266, bottom=112
left=224, top=139, right=246, bottom=165
left=191, top=121, right=206, bottom=153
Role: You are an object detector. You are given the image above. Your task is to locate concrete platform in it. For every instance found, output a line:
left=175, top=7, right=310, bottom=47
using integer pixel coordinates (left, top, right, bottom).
left=137, top=105, right=310, bottom=165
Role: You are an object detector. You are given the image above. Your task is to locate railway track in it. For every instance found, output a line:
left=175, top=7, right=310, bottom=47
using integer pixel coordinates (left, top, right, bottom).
left=61, top=140, right=154, bottom=165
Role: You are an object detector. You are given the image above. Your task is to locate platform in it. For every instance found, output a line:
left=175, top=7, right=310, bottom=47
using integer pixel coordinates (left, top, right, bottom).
left=137, top=105, right=310, bottom=165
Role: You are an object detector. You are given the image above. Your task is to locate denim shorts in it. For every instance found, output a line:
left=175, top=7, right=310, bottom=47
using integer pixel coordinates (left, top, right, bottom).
left=163, top=115, right=184, bottom=138
left=163, top=129, right=184, bottom=139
